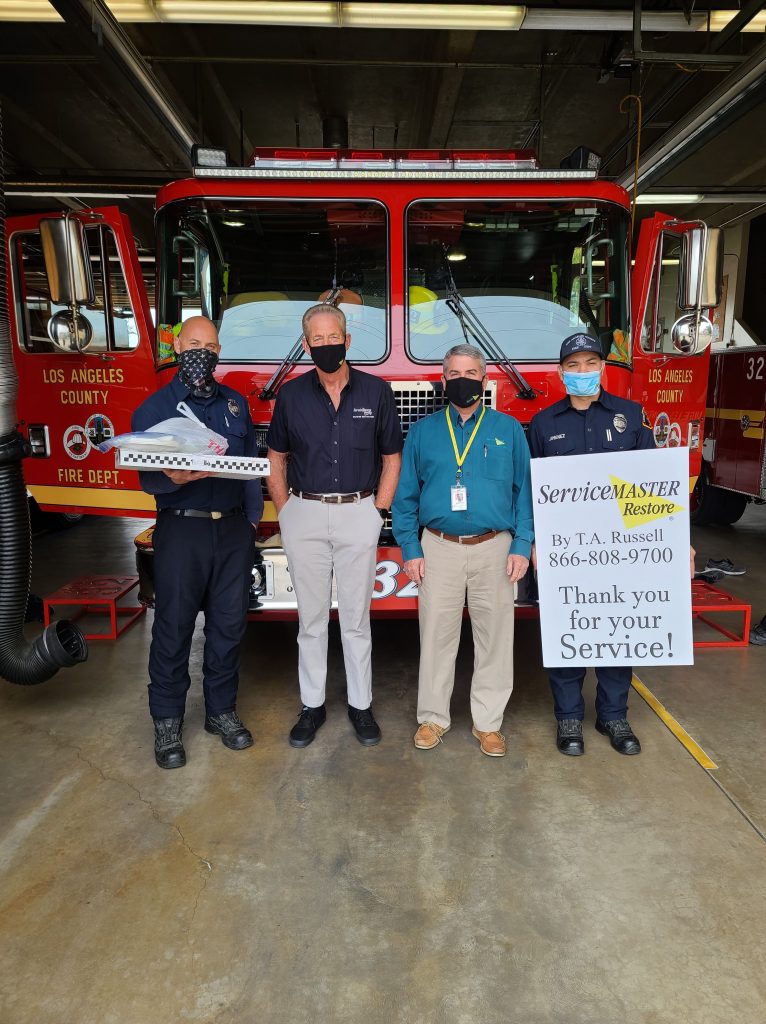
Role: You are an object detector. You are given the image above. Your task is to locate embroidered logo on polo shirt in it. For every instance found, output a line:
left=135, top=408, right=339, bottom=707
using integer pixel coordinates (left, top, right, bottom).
left=548, top=433, right=566, bottom=441
left=353, top=407, right=374, bottom=419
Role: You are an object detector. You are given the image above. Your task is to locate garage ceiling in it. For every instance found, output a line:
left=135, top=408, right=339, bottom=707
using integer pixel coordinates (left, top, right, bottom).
left=1, top=0, right=765, bottom=254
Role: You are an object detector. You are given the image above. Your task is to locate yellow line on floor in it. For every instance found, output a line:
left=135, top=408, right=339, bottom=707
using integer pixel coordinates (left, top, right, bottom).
left=631, top=674, right=718, bottom=770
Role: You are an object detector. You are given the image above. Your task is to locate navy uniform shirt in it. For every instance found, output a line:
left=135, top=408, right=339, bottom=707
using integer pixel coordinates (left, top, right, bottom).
left=528, top=389, right=655, bottom=459
left=132, top=373, right=264, bottom=522
left=266, top=367, right=403, bottom=493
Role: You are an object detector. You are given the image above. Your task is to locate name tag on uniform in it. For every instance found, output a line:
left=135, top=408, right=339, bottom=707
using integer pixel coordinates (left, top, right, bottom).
left=451, top=484, right=468, bottom=511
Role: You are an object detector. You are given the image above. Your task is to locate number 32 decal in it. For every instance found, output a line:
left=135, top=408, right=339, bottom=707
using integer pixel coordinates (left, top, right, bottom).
left=373, top=559, right=419, bottom=599
left=746, top=355, right=764, bottom=380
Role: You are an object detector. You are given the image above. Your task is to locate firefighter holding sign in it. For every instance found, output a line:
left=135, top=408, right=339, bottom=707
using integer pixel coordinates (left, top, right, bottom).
left=528, top=333, right=655, bottom=757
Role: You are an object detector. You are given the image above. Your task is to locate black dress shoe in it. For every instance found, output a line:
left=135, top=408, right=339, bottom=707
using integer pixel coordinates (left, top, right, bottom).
left=348, top=705, right=381, bottom=746
left=154, top=716, right=186, bottom=769
left=289, top=704, right=326, bottom=748
left=205, top=711, right=253, bottom=750
left=595, top=717, right=641, bottom=755
left=556, top=718, right=584, bottom=756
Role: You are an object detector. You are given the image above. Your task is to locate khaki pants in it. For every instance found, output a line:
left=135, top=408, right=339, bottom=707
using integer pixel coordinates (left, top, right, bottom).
left=278, top=493, right=383, bottom=709
left=417, top=529, right=516, bottom=732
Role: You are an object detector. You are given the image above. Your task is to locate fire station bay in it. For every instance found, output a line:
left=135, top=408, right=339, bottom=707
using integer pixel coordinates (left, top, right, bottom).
left=3, top=5, right=766, bottom=1023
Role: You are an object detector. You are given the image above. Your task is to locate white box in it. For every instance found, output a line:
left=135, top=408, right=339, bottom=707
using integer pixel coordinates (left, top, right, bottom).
left=116, top=448, right=270, bottom=480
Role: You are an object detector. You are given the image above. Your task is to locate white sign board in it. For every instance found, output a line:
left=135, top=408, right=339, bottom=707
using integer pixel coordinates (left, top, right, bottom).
left=531, top=447, right=693, bottom=667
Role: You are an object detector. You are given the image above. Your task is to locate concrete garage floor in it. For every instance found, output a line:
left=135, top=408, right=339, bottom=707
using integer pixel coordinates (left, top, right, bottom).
left=1, top=509, right=765, bottom=1024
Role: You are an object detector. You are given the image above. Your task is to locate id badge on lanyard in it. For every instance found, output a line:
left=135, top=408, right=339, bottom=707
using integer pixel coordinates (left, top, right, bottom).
left=446, top=405, right=485, bottom=513
left=451, top=481, right=468, bottom=511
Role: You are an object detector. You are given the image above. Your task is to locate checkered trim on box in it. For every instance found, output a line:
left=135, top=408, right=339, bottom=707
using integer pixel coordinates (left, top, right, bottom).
left=116, top=449, right=270, bottom=476
left=119, top=452, right=195, bottom=468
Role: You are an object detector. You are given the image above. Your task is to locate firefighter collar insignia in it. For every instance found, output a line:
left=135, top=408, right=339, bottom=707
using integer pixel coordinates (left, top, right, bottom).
left=227, top=398, right=240, bottom=417
left=613, top=413, right=627, bottom=433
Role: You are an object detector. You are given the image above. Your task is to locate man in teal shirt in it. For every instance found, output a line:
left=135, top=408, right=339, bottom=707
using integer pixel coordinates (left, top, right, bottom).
left=392, top=344, right=533, bottom=757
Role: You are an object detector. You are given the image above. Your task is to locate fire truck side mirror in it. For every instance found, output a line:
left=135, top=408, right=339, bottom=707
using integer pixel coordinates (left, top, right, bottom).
left=670, top=313, right=714, bottom=356
left=40, top=216, right=95, bottom=307
left=171, top=235, right=201, bottom=297
left=678, top=226, right=723, bottom=312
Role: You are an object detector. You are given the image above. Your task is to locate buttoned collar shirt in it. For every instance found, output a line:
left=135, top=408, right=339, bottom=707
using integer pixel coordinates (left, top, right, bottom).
left=392, top=403, right=534, bottom=562
left=527, top=389, right=656, bottom=459
left=266, top=366, right=403, bottom=493
left=131, top=373, right=263, bottom=522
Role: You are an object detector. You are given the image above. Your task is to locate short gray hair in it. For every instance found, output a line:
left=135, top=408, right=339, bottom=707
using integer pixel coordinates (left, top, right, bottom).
left=302, top=303, right=346, bottom=339
left=443, top=344, right=486, bottom=376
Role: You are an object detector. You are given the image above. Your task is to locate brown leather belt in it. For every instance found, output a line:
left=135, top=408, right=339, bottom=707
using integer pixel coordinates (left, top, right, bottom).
left=293, top=490, right=373, bottom=504
left=426, top=527, right=499, bottom=545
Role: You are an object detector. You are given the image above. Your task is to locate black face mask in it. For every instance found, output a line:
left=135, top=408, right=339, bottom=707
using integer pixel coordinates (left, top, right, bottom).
left=309, top=342, right=347, bottom=375
left=177, top=348, right=219, bottom=398
left=444, top=376, right=484, bottom=409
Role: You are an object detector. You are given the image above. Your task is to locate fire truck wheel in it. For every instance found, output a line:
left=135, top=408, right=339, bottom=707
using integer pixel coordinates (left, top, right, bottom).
left=714, top=490, right=748, bottom=526
left=691, top=468, right=747, bottom=526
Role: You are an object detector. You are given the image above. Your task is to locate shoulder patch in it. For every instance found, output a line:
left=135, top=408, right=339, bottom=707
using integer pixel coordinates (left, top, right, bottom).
left=641, top=407, right=651, bottom=429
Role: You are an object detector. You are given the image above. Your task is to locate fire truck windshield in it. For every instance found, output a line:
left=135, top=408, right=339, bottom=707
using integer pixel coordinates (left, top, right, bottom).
left=157, top=199, right=388, bottom=362
left=407, top=200, right=630, bottom=365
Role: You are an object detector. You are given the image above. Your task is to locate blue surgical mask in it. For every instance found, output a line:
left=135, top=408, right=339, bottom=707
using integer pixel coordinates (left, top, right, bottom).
left=562, top=369, right=601, bottom=397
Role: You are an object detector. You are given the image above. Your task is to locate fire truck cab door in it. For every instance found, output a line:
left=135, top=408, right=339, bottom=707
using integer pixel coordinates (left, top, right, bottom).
left=631, top=212, right=712, bottom=472
left=8, top=206, right=157, bottom=516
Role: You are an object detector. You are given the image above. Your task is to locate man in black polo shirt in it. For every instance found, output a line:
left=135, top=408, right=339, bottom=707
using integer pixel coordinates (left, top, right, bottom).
left=266, top=304, right=403, bottom=747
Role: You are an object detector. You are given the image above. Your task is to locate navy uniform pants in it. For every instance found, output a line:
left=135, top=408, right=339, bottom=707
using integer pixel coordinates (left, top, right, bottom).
left=547, top=665, right=633, bottom=723
left=148, top=512, right=255, bottom=719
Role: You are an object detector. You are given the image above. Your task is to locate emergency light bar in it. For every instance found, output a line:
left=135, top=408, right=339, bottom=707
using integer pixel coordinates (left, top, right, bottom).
left=248, top=147, right=541, bottom=172
left=195, top=167, right=597, bottom=181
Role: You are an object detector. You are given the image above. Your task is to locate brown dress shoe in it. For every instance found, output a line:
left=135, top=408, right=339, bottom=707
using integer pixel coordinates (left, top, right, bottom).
left=471, top=727, right=506, bottom=757
left=414, top=722, right=450, bottom=749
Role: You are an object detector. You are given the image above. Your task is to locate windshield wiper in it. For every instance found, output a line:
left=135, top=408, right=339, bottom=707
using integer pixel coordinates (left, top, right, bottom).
left=442, top=249, right=540, bottom=402
left=257, top=285, right=343, bottom=401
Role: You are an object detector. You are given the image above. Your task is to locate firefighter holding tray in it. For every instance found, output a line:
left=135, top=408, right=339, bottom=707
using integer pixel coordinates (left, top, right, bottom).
left=133, top=316, right=263, bottom=770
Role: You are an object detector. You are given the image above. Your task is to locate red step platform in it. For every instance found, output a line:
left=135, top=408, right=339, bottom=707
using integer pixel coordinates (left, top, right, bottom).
left=44, top=574, right=146, bottom=641
left=691, top=580, right=751, bottom=648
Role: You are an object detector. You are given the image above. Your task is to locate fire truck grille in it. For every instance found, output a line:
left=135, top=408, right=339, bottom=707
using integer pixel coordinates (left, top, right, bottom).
left=254, top=380, right=497, bottom=522
left=392, top=380, right=497, bottom=438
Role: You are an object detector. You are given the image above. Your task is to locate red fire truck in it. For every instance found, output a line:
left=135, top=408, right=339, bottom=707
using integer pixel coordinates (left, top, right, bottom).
left=691, top=345, right=766, bottom=524
left=7, top=146, right=722, bottom=615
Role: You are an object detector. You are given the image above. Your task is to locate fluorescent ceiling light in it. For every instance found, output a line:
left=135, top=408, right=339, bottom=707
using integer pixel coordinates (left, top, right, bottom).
left=342, top=3, right=525, bottom=30
left=4, top=3, right=766, bottom=30
left=0, top=1, right=61, bottom=19
left=154, top=1, right=336, bottom=24
left=635, top=193, right=703, bottom=205
left=106, top=1, right=524, bottom=28
left=708, top=11, right=766, bottom=33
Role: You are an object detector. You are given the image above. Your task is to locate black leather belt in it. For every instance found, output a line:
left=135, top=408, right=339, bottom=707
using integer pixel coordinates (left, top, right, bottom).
left=293, top=490, right=373, bottom=504
left=159, top=508, right=243, bottom=520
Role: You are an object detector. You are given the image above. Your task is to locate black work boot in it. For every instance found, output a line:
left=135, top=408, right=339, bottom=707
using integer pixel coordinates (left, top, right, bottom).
left=153, top=717, right=186, bottom=769
left=595, top=717, right=641, bottom=755
left=556, top=718, right=584, bottom=756
left=204, top=711, right=253, bottom=750
left=289, top=704, right=326, bottom=748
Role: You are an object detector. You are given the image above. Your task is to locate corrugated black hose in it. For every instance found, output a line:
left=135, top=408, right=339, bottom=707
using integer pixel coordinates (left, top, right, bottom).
left=0, top=99, right=88, bottom=683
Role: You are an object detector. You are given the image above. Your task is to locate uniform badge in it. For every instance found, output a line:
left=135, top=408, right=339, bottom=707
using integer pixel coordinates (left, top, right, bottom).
left=227, top=399, right=240, bottom=417
left=613, top=413, right=627, bottom=433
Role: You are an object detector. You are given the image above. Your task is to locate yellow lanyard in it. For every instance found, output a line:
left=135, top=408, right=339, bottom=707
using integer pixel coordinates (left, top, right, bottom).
left=445, top=405, right=485, bottom=479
